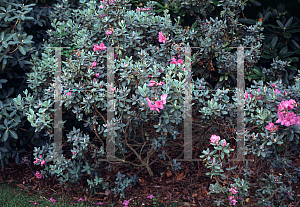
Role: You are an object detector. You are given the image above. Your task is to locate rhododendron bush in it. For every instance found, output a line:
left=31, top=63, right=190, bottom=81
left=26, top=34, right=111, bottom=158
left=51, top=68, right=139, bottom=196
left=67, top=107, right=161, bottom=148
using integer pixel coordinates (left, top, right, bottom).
left=10, top=0, right=300, bottom=205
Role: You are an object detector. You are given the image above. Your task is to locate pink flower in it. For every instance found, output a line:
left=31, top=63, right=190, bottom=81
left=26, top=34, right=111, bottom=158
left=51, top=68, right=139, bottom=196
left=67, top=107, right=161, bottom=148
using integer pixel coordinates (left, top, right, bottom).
left=271, top=83, right=277, bottom=88
left=229, top=196, right=234, bottom=201
left=66, top=91, right=71, bottom=97
left=156, top=47, right=158, bottom=50
left=39, top=155, right=42, bottom=158
left=146, top=98, right=156, bottom=111
left=154, top=101, right=164, bottom=112
left=99, top=15, right=106, bottom=17
left=109, top=87, right=116, bottom=92
left=95, top=73, right=99, bottom=78
left=148, top=75, right=151, bottom=78
left=147, top=194, right=154, bottom=199
left=222, top=140, right=227, bottom=146
left=92, top=61, right=97, bottom=68
left=229, top=187, right=238, bottom=194
left=137, top=8, right=141, bottom=11
left=114, top=53, right=118, bottom=59
left=40, top=160, right=45, bottom=166
left=34, top=201, right=38, bottom=205
left=33, top=161, right=37, bottom=164
left=177, top=58, right=184, bottom=65
left=93, top=44, right=101, bottom=52
left=149, top=80, right=156, bottom=87
left=282, top=112, right=297, bottom=126
left=274, top=89, right=280, bottom=94
left=95, top=202, right=104, bottom=205
left=284, top=91, right=287, bottom=96
left=170, top=57, right=178, bottom=65
left=106, top=29, right=112, bottom=35
left=35, top=171, right=42, bottom=179
left=210, top=135, right=220, bottom=145
left=78, top=198, right=84, bottom=202
left=99, top=43, right=107, bottom=50
left=158, top=32, right=166, bottom=44
left=157, top=81, right=164, bottom=86
left=265, top=122, right=278, bottom=132
left=50, top=198, right=56, bottom=203
left=122, top=200, right=130, bottom=206
left=159, top=69, right=162, bottom=73
left=160, top=94, right=167, bottom=104
left=72, top=151, right=76, bottom=155
left=245, top=92, right=249, bottom=99
left=231, top=199, right=237, bottom=205
left=99, top=5, right=104, bottom=8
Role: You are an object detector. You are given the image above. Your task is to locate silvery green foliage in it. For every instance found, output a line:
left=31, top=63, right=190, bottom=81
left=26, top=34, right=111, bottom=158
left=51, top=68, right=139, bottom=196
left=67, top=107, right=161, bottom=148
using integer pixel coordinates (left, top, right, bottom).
left=12, top=0, right=299, bottom=204
left=0, top=0, right=35, bottom=70
left=198, top=72, right=300, bottom=206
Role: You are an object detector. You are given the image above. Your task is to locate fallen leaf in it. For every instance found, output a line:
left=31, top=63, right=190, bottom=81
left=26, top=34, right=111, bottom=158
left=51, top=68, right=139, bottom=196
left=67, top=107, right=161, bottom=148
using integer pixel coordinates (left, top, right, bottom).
left=177, top=172, right=185, bottom=181
left=166, top=171, right=172, bottom=178
left=246, top=198, right=249, bottom=202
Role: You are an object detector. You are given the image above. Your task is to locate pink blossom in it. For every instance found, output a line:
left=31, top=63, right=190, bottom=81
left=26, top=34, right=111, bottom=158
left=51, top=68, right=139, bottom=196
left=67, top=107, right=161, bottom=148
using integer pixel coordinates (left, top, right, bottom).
left=50, top=198, right=56, bottom=203
left=229, top=196, right=234, bottom=201
left=39, top=155, right=42, bottom=158
left=78, top=198, right=84, bottom=202
left=99, top=43, right=107, bottom=50
left=158, top=32, right=166, bottom=44
left=137, top=8, right=141, bottom=11
left=245, top=92, right=249, bottom=99
left=122, top=200, right=130, bottom=206
left=154, top=101, right=164, bottom=112
left=109, top=87, right=116, bottom=92
left=95, top=73, right=99, bottom=78
left=99, top=5, right=104, bottom=8
left=222, top=140, right=227, bottom=146
left=156, top=47, right=158, bottom=50
left=72, top=151, right=76, bottom=155
left=177, top=58, right=184, bottom=65
left=229, top=187, right=238, bottom=194
left=210, top=135, right=220, bottom=145
left=265, top=122, right=278, bottom=132
left=35, top=171, right=42, bottom=179
left=65, top=91, right=71, bottom=97
left=149, top=80, right=156, bottom=87
left=34, top=201, right=38, bottom=205
left=170, top=57, right=178, bottom=65
left=92, top=61, right=97, bottom=68
left=99, top=15, right=106, bottom=17
left=93, top=44, right=101, bottom=52
left=282, top=112, right=297, bottom=126
left=33, top=161, right=37, bottom=164
left=147, top=194, right=154, bottom=199
left=106, top=29, right=112, bottom=35
left=271, top=83, right=277, bottom=88
left=160, top=94, right=167, bottom=104
left=40, top=160, right=45, bottom=166
left=148, top=75, right=151, bottom=78
left=157, top=81, right=164, bottom=86
left=274, top=89, right=280, bottom=94
left=95, top=202, right=103, bottom=205
left=231, top=199, right=237, bottom=205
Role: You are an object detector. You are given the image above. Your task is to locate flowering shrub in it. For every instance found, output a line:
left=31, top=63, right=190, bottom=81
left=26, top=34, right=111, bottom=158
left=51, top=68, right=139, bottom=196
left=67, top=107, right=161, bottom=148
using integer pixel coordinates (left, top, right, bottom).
left=11, top=0, right=300, bottom=205
left=198, top=75, right=300, bottom=206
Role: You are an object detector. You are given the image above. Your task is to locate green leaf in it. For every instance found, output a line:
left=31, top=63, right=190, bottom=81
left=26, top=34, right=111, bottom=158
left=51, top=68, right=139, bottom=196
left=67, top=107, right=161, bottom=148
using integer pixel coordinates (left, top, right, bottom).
left=3, top=130, right=8, bottom=142
left=9, top=130, right=18, bottom=139
left=276, top=20, right=284, bottom=29
left=285, top=17, right=293, bottom=28
left=271, top=36, right=278, bottom=49
left=19, top=46, right=26, bottom=55
left=238, top=18, right=256, bottom=25
left=291, top=39, right=300, bottom=50
left=155, top=9, right=164, bottom=13
left=283, top=31, right=292, bottom=39
left=253, top=67, right=262, bottom=76
left=155, top=2, right=165, bottom=8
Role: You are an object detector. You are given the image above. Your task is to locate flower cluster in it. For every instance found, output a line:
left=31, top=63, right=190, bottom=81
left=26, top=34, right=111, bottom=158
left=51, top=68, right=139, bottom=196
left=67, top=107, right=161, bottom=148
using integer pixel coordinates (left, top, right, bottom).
left=148, top=80, right=165, bottom=87
left=228, top=187, right=238, bottom=205
left=210, top=135, right=221, bottom=145
left=265, top=99, right=300, bottom=133
left=146, top=94, right=167, bottom=113
left=136, top=7, right=150, bottom=11
left=170, top=55, right=184, bottom=66
left=33, top=155, right=45, bottom=166
left=35, top=171, right=42, bottom=179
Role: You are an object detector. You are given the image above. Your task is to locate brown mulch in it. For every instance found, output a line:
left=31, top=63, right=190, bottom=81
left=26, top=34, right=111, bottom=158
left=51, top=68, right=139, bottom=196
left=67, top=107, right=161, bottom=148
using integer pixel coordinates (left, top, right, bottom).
left=1, top=108, right=300, bottom=206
